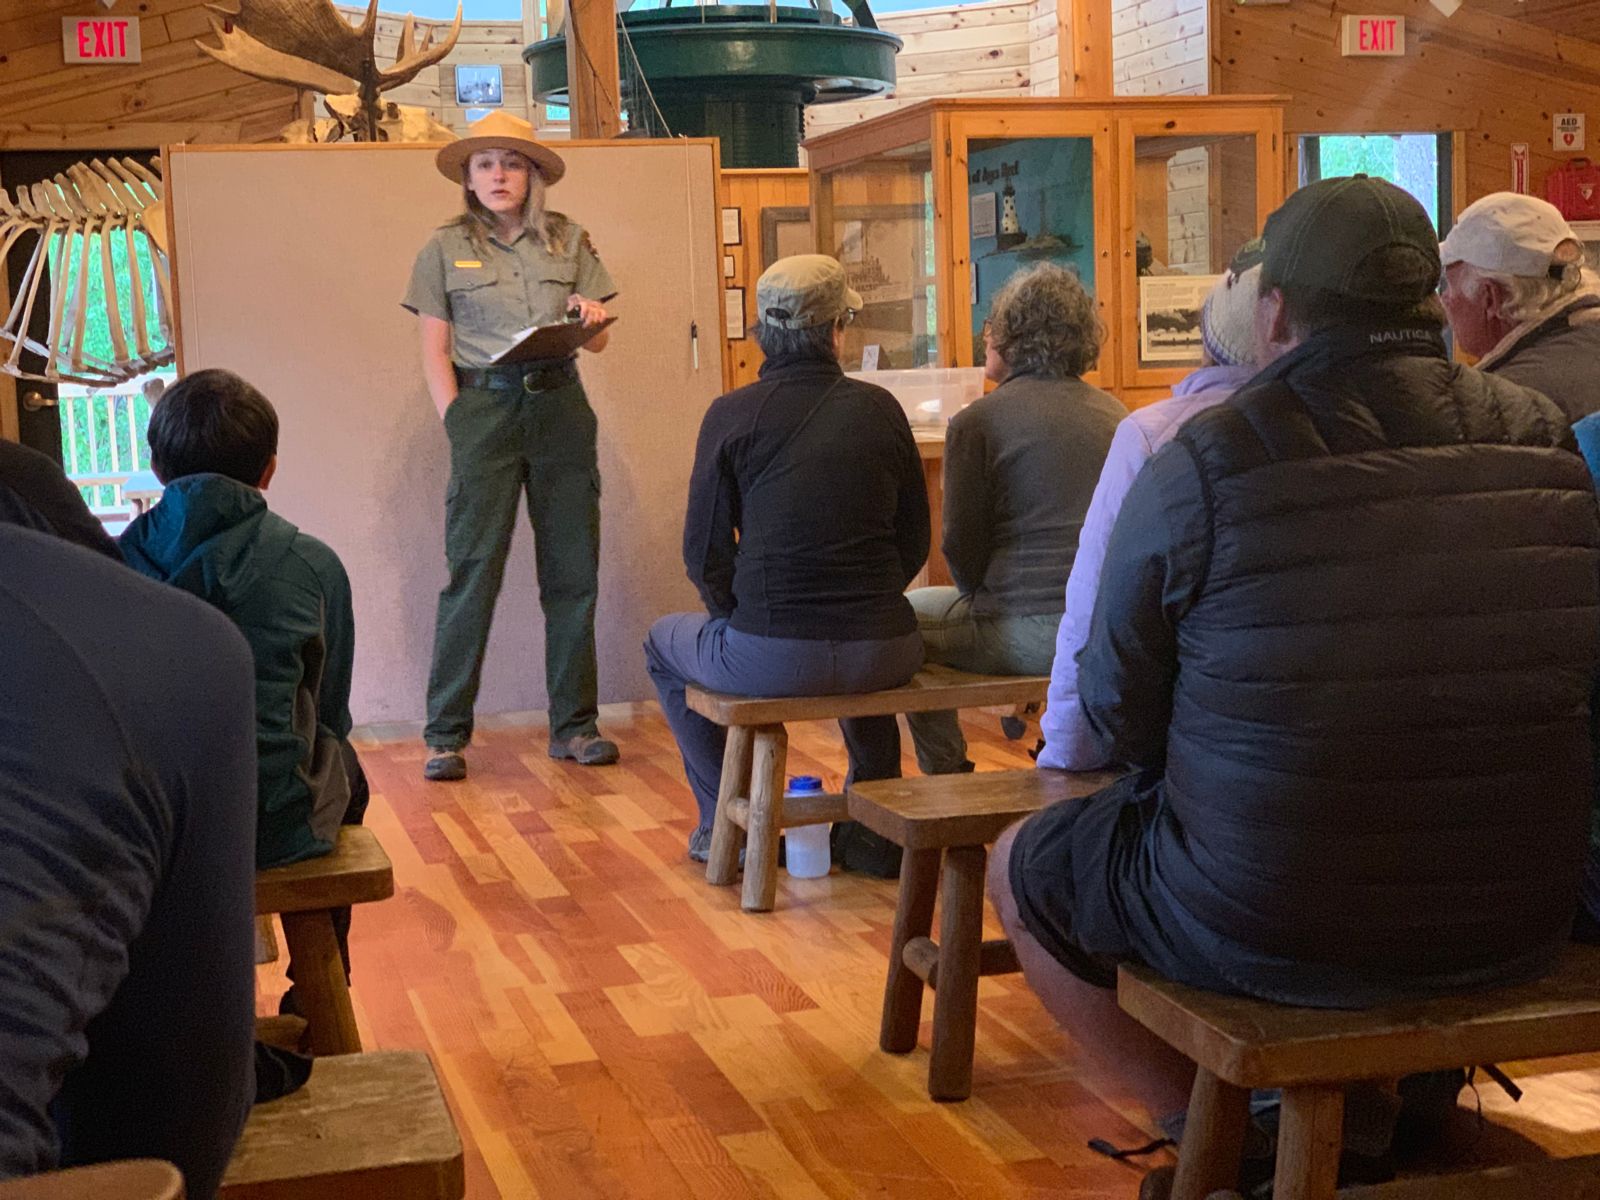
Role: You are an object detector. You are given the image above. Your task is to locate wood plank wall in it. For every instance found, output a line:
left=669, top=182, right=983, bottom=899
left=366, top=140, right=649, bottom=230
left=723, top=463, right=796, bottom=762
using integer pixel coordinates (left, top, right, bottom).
left=1213, top=0, right=1600, bottom=205
left=0, top=0, right=299, bottom=142
left=1115, top=0, right=1206, bottom=96
left=805, top=0, right=1048, bottom=139
left=720, top=169, right=812, bottom=389
left=804, top=0, right=1209, bottom=133
left=333, top=8, right=544, bottom=138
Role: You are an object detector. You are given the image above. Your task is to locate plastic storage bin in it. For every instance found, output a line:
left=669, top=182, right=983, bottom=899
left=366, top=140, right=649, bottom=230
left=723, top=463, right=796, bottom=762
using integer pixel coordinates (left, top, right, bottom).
left=784, top=775, right=832, bottom=878
left=846, top=367, right=986, bottom=431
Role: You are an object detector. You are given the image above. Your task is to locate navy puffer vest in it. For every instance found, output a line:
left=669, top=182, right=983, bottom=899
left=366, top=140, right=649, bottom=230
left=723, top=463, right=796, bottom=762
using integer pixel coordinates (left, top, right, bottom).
left=1150, top=335, right=1600, bottom=1003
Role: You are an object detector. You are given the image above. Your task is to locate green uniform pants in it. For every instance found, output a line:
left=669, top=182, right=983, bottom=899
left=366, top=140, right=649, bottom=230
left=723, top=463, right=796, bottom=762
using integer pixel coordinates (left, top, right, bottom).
left=424, top=380, right=601, bottom=749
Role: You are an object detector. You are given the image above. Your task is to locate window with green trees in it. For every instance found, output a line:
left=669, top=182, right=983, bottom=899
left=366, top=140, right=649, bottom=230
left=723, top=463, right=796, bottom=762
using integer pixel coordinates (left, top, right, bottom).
left=1299, top=133, right=1452, bottom=234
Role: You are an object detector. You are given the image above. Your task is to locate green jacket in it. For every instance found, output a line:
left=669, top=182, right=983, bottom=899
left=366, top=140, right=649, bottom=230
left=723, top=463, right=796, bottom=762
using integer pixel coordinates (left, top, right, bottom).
left=120, top=474, right=354, bottom=868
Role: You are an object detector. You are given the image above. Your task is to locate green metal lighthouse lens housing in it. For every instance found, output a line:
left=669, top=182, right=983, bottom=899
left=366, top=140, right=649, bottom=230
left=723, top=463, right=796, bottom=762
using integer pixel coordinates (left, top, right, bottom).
left=523, top=4, right=900, bottom=167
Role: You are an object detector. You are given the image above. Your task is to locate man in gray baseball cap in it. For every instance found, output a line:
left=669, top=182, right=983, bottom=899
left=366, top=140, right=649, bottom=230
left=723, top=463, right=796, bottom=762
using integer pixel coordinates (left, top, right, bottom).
left=645, top=254, right=928, bottom=875
left=1439, top=191, right=1600, bottom=421
left=989, top=178, right=1599, bottom=1183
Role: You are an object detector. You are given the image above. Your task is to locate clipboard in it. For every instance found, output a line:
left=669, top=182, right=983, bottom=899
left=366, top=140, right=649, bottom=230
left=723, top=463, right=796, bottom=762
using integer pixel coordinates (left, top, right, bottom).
left=491, top=316, right=617, bottom=365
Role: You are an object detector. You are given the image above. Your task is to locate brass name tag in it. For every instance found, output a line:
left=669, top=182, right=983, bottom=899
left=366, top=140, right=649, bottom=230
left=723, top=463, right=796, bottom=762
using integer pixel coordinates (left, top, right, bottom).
left=453, top=260, right=483, bottom=268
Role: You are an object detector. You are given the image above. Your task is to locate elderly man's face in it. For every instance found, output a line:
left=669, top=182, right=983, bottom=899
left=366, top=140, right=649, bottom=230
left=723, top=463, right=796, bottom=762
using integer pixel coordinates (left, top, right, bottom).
left=1440, top=262, right=1502, bottom=357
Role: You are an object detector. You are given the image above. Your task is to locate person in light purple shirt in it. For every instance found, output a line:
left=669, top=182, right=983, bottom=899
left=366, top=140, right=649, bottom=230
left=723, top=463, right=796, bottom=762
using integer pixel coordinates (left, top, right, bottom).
left=1038, top=246, right=1264, bottom=770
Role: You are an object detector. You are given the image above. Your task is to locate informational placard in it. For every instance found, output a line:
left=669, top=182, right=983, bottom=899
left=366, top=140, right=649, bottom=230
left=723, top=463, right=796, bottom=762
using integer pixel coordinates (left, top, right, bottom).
left=1340, top=15, right=1405, bottom=56
left=971, top=192, right=997, bottom=239
left=860, top=344, right=881, bottom=371
left=724, top=287, right=746, bottom=340
left=1512, top=142, right=1530, bottom=193
left=1555, top=113, right=1586, bottom=153
left=62, top=15, right=141, bottom=63
left=1139, top=273, right=1221, bottom=363
left=721, top=207, right=742, bottom=246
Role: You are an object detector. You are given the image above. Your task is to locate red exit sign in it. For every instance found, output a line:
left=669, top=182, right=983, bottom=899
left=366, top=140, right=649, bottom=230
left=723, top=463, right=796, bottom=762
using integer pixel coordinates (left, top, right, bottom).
left=1341, top=14, right=1406, bottom=55
left=61, top=16, right=142, bottom=64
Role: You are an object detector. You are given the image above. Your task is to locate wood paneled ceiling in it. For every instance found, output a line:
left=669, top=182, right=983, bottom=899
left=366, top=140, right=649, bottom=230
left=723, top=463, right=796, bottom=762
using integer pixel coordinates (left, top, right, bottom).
left=1466, top=0, right=1599, bottom=42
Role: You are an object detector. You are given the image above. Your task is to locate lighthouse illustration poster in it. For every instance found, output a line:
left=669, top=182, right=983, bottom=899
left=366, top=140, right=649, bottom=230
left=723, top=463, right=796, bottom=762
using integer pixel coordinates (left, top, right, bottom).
left=966, top=136, right=1097, bottom=362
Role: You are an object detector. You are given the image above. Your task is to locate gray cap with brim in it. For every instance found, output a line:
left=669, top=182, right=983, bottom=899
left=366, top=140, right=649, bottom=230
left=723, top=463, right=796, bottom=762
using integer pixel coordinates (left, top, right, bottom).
left=757, top=254, right=864, bottom=329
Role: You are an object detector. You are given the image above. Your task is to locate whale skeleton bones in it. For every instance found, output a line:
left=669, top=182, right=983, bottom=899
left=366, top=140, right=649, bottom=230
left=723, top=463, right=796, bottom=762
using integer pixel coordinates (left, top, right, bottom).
left=0, top=156, right=171, bottom=387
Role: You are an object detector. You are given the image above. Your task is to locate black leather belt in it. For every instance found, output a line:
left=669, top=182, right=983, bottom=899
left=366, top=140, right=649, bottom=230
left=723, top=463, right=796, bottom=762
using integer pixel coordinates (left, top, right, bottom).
left=455, top=358, right=578, bottom=393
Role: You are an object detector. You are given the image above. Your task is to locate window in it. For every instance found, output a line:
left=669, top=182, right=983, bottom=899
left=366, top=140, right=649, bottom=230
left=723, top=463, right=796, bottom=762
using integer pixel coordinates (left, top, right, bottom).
left=1299, top=133, right=1453, bottom=235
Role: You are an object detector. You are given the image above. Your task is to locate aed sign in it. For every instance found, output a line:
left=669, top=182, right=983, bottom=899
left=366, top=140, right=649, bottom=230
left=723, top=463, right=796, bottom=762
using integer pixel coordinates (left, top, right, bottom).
left=1340, top=15, right=1406, bottom=56
left=1555, top=112, right=1586, bottom=152
left=61, top=17, right=142, bottom=64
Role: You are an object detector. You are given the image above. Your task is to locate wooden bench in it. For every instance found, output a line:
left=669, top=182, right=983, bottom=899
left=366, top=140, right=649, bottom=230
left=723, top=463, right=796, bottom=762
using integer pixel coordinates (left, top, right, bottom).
left=688, top=665, right=1049, bottom=913
left=256, top=826, right=394, bottom=1056
left=0, top=1161, right=183, bottom=1200
left=220, top=1050, right=463, bottom=1200
left=1119, top=945, right=1600, bottom=1200
left=1339, top=1154, right=1600, bottom=1198
left=848, top=766, right=1119, bottom=1100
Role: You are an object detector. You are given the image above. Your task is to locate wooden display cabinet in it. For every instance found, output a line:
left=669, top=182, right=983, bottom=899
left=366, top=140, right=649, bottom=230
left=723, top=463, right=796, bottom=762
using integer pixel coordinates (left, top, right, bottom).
left=803, top=96, right=1287, bottom=409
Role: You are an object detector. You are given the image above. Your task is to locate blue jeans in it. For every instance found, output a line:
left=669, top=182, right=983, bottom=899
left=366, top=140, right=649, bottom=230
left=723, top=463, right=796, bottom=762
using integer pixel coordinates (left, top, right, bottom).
left=644, top=613, right=924, bottom=826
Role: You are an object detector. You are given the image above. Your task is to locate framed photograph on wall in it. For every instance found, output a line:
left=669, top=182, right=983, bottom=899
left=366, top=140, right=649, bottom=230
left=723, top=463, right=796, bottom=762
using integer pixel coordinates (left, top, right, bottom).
left=1138, top=273, right=1220, bottom=363
left=829, top=205, right=924, bottom=307
left=455, top=65, right=503, bottom=107
left=760, top=206, right=814, bottom=270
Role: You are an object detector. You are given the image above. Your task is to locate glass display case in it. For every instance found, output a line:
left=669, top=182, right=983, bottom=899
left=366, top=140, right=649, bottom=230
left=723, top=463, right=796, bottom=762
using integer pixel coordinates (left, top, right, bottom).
left=805, top=97, right=1286, bottom=405
left=815, top=138, right=939, bottom=369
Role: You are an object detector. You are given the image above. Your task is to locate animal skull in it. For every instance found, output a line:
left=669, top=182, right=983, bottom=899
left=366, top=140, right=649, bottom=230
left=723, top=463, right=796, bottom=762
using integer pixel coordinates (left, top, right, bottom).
left=200, top=0, right=463, bottom=141
left=279, top=94, right=458, bottom=144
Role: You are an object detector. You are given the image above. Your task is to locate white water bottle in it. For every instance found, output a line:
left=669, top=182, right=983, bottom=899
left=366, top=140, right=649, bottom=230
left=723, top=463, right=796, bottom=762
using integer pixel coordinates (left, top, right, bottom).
left=784, top=775, right=832, bottom=879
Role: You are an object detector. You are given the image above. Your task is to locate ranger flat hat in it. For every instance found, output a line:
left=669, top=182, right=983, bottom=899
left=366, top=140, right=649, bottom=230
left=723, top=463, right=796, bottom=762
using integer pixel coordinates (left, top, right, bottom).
left=435, top=111, right=567, bottom=185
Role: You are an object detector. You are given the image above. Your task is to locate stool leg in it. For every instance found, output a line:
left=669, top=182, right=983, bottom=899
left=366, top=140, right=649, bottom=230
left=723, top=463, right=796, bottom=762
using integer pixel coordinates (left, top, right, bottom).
left=881, top=847, right=940, bottom=1054
left=280, top=909, right=361, bottom=1055
left=1274, top=1084, right=1344, bottom=1200
left=706, top=725, right=752, bottom=887
left=741, top=724, right=787, bottom=913
left=929, top=844, right=985, bottom=1101
left=1171, top=1068, right=1251, bottom=1200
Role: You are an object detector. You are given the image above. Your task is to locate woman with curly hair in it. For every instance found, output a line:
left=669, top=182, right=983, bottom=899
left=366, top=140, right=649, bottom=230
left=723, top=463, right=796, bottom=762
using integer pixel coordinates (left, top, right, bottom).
left=905, top=262, right=1125, bottom=774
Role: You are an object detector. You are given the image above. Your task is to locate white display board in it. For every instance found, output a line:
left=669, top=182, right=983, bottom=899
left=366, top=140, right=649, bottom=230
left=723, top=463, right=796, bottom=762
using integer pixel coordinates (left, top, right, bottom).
left=167, top=140, right=723, bottom=725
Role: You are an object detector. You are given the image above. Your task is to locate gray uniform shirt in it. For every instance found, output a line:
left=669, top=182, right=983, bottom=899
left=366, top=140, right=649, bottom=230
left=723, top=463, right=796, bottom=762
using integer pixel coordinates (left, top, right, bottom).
left=402, top=215, right=617, bottom=367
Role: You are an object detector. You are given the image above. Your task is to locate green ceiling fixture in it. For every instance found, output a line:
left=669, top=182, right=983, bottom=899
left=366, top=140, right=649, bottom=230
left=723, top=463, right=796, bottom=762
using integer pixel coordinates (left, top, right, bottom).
left=524, top=2, right=900, bottom=167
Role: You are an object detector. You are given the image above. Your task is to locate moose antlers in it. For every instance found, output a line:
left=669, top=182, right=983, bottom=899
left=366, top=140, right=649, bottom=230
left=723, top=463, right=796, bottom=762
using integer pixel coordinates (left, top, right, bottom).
left=199, top=0, right=464, bottom=141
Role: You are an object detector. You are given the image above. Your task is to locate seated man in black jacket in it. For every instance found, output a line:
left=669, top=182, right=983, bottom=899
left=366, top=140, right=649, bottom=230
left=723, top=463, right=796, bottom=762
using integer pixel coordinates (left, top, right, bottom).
left=0, top=524, right=257, bottom=1197
left=0, top=439, right=120, bottom=560
left=990, top=178, right=1600, bottom=1125
left=645, top=255, right=930, bottom=867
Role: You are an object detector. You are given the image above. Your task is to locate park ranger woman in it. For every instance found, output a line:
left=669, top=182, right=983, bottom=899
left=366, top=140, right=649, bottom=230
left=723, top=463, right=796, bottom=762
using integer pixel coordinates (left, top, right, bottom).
left=403, top=111, right=619, bottom=781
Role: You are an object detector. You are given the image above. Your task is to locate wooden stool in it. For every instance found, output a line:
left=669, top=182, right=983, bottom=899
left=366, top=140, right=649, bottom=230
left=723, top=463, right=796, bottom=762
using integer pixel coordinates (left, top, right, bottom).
left=848, top=766, right=1119, bottom=1100
left=1119, top=945, right=1600, bottom=1200
left=1340, top=1154, right=1600, bottom=1198
left=255, top=826, right=394, bottom=1056
left=688, top=665, right=1049, bottom=913
left=0, top=1162, right=183, bottom=1200
left=221, top=1051, right=464, bottom=1200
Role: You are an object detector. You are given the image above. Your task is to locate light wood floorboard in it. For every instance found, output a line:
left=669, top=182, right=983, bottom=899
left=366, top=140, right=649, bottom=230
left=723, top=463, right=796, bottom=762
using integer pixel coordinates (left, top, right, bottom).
left=256, top=704, right=1600, bottom=1198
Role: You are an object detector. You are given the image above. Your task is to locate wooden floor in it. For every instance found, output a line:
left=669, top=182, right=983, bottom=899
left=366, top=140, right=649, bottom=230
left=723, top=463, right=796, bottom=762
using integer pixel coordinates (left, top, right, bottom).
left=258, top=704, right=1600, bottom=1199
